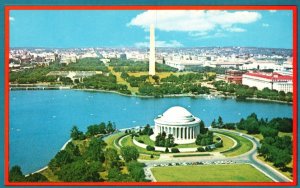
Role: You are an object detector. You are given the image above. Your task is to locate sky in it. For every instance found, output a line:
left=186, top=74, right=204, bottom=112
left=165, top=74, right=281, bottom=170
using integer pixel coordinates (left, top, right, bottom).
left=9, top=10, right=293, bottom=49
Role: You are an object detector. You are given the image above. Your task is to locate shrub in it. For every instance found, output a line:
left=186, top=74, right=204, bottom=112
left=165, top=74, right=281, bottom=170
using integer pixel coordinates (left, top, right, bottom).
left=138, top=140, right=144, bottom=143
left=216, top=137, right=221, bottom=141
left=205, top=146, right=211, bottom=151
left=215, top=142, right=223, bottom=148
left=171, top=148, right=180, bottom=153
left=165, top=147, right=169, bottom=153
left=146, top=145, right=155, bottom=151
left=197, top=147, right=205, bottom=152
left=150, top=154, right=154, bottom=158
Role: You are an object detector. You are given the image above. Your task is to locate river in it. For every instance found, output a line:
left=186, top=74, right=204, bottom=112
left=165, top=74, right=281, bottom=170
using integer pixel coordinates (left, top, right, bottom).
left=9, top=90, right=292, bottom=174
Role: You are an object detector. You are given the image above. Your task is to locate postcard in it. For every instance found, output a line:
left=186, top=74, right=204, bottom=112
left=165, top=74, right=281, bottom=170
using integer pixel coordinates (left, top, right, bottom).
left=3, top=3, right=298, bottom=187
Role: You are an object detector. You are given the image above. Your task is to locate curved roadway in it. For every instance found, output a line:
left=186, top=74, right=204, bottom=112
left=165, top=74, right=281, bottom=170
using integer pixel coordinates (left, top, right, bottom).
left=142, top=129, right=291, bottom=182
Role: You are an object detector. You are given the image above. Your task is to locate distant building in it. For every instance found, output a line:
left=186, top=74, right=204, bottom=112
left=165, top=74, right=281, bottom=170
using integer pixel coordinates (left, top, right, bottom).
left=119, top=53, right=127, bottom=60
left=225, top=70, right=246, bottom=84
left=242, top=71, right=293, bottom=93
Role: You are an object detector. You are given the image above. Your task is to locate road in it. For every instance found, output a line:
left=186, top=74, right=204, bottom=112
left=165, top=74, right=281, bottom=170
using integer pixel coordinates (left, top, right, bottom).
left=142, top=129, right=291, bottom=182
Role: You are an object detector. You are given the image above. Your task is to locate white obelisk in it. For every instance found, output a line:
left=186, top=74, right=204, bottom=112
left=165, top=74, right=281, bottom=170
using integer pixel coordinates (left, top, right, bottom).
left=149, top=24, right=156, bottom=76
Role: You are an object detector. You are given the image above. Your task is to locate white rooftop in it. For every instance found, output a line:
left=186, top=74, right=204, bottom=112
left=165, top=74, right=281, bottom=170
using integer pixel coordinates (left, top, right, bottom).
left=155, top=106, right=200, bottom=125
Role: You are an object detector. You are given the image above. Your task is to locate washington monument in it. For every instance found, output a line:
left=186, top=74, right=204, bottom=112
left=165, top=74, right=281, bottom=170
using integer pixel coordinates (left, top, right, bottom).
left=149, top=24, right=156, bottom=76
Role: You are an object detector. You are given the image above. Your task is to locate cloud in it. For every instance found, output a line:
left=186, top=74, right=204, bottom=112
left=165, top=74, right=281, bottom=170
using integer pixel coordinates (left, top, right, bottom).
left=269, top=10, right=277, bottom=13
left=9, top=16, right=15, bottom=21
left=225, top=27, right=246, bottom=32
left=135, top=40, right=183, bottom=48
left=128, top=10, right=261, bottom=36
left=262, top=23, right=270, bottom=27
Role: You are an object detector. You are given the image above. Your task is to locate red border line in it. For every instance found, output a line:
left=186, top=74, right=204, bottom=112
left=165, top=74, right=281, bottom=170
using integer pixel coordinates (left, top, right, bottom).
left=4, top=5, right=10, bottom=186
left=4, top=5, right=298, bottom=10
left=4, top=5, right=298, bottom=186
left=292, top=5, right=298, bottom=186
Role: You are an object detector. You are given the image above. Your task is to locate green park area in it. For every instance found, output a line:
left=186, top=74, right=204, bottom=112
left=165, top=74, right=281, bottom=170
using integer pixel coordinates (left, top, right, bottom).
left=151, top=164, right=272, bottom=182
left=213, top=131, right=253, bottom=157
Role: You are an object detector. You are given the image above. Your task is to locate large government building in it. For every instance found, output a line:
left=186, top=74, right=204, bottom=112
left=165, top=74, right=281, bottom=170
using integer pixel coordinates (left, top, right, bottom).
left=150, top=106, right=201, bottom=144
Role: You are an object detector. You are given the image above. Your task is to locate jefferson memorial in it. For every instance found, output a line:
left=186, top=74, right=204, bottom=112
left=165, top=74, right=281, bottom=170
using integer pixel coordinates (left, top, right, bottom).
left=150, top=106, right=201, bottom=144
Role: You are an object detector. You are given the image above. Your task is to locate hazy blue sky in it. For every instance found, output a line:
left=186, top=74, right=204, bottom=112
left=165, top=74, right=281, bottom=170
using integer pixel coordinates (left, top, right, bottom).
left=10, top=10, right=293, bottom=48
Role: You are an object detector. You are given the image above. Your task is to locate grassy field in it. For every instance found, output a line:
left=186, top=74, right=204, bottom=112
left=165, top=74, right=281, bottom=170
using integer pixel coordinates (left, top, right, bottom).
left=139, top=154, right=160, bottom=160
left=107, top=66, right=138, bottom=93
left=40, top=168, right=60, bottom=182
left=104, top=132, right=125, bottom=151
left=151, top=164, right=272, bottom=182
left=128, top=71, right=194, bottom=79
left=136, top=135, right=221, bottom=149
left=121, top=135, right=161, bottom=156
left=214, top=131, right=253, bottom=157
left=212, top=133, right=235, bottom=152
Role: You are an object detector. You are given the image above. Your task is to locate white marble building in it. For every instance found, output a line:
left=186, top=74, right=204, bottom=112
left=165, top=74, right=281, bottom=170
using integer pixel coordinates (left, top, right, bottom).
left=150, top=106, right=201, bottom=144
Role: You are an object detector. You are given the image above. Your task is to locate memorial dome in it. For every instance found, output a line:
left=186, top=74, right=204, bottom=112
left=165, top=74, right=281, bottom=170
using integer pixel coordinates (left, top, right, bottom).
left=159, top=106, right=196, bottom=124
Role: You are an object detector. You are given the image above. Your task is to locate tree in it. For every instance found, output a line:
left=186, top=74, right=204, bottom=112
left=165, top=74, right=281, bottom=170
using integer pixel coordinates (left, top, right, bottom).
left=121, top=146, right=139, bottom=162
left=152, top=75, right=160, bottom=84
left=155, top=133, right=166, bottom=147
left=9, top=165, right=25, bottom=182
left=25, top=173, right=48, bottom=182
left=171, top=148, right=180, bottom=153
left=48, top=150, right=73, bottom=172
left=200, top=120, right=208, bottom=134
left=104, top=148, right=120, bottom=170
left=165, top=147, right=169, bottom=153
left=57, top=160, right=101, bottom=182
left=85, top=138, right=106, bottom=162
left=106, top=121, right=115, bottom=133
left=260, top=127, right=278, bottom=138
left=165, top=134, right=175, bottom=147
left=86, top=124, right=101, bottom=137
left=211, top=119, right=217, bottom=128
left=65, top=142, right=81, bottom=158
left=70, top=126, right=80, bottom=140
left=127, top=161, right=146, bottom=182
left=70, top=126, right=85, bottom=140
left=197, top=147, right=205, bottom=152
left=195, top=131, right=213, bottom=146
left=107, top=167, right=133, bottom=182
left=146, top=145, right=155, bottom=151
left=217, top=116, right=223, bottom=127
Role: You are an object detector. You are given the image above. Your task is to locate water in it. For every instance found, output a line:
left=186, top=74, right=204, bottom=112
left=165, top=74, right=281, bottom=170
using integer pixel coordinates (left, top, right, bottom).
left=9, top=90, right=292, bottom=174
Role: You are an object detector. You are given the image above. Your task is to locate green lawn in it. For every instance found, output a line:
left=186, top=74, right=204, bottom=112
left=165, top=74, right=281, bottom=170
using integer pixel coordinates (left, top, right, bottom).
left=214, top=131, right=253, bottom=157
left=212, top=133, right=235, bottom=152
left=151, top=164, right=272, bottom=182
left=104, top=132, right=125, bottom=151
left=136, top=135, right=219, bottom=149
left=173, top=153, right=211, bottom=157
left=121, top=135, right=161, bottom=156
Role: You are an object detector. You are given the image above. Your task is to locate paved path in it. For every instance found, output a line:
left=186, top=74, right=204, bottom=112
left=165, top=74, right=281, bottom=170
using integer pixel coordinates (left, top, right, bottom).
left=143, top=129, right=291, bottom=182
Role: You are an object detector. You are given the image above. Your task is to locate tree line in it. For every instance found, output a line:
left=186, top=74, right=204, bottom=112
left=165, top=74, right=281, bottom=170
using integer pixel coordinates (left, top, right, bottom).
left=212, top=113, right=293, bottom=169
left=10, top=122, right=146, bottom=182
left=109, top=59, right=177, bottom=73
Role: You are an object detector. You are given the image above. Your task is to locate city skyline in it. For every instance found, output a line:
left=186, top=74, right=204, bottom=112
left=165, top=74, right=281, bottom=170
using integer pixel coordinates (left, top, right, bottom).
left=10, top=10, right=293, bottom=49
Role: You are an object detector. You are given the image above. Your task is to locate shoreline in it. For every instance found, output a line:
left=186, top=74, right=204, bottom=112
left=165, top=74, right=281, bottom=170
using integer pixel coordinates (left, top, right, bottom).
left=25, top=138, right=72, bottom=177
left=10, top=86, right=293, bottom=105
